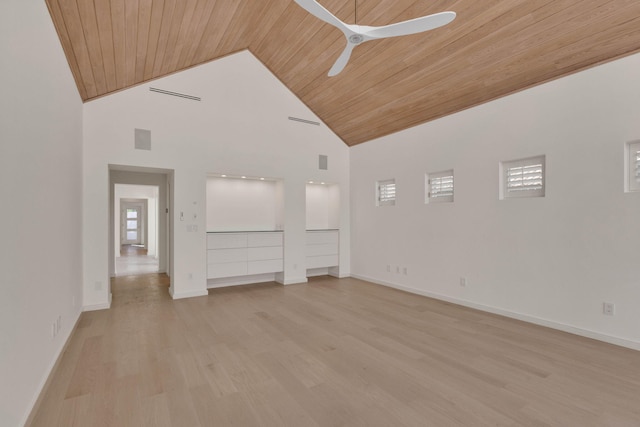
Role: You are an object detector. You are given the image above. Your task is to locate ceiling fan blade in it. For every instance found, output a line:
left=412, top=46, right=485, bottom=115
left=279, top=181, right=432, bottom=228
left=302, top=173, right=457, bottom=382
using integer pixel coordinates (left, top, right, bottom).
left=363, top=11, right=456, bottom=39
left=328, top=42, right=356, bottom=76
left=293, top=0, right=348, bottom=32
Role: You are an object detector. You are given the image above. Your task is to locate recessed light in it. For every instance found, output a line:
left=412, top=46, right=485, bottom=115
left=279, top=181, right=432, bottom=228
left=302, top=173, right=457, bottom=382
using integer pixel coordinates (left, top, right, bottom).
left=260, top=177, right=265, bottom=180
left=221, top=174, right=227, bottom=178
left=308, top=181, right=314, bottom=184
left=241, top=176, right=247, bottom=179
left=321, top=182, right=325, bottom=185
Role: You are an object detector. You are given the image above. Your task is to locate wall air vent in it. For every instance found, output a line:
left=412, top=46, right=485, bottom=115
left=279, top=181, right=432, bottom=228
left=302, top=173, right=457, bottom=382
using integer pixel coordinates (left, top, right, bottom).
left=319, top=155, right=328, bottom=170
left=134, top=128, right=151, bottom=150
left=149, top=87, right=201, bottom=101
left=288, top=116, right=320, bottom=126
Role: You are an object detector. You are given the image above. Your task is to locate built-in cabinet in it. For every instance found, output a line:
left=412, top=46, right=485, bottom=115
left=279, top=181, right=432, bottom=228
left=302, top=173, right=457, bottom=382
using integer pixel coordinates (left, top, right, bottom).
left=207, top=231, right=283, bottom=279
left=205, top=176, right=343, bottom=287
left=306, top=230, right=339, bottom=269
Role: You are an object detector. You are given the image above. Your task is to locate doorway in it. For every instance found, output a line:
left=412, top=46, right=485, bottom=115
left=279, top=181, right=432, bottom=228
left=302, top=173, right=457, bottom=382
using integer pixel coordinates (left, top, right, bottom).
left=116, top=193, right=157, bottom=276
left=121, top=201, right=144, bottom=245
left=109, top=166, right=174, bottom=296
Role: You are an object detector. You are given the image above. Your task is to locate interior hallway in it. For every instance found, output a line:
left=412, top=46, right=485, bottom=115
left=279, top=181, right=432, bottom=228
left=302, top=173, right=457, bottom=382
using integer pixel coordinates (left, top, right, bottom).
left=27, top=276, right=640, bottom=426
left=115, top=244, right=159, bottom=277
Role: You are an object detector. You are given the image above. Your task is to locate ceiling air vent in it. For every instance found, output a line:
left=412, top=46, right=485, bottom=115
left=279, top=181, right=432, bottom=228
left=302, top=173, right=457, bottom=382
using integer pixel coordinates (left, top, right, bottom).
left=288, top=116, right=320, bottom=126
left=150, top=87, right=201, bottom=101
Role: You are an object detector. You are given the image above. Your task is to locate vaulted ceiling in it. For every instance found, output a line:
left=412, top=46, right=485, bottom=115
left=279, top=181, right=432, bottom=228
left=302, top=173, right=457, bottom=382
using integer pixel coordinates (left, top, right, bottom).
left=46, top=0, right=640, bottom=146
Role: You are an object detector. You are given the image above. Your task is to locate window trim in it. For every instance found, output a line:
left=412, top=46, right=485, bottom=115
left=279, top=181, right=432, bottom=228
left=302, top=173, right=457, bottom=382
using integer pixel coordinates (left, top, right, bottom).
left=376, top=179, right=396, bottom=206
left=426, top=169, right=454, bottom=203
left=626, top=140, right=640, bottom=192
left=500, top=155, right=545, bottom=199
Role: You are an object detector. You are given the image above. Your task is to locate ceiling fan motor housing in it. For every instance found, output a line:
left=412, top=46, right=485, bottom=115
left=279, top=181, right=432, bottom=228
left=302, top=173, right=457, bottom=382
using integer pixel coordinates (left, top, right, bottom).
left=349, top=34, right=364, bottom=44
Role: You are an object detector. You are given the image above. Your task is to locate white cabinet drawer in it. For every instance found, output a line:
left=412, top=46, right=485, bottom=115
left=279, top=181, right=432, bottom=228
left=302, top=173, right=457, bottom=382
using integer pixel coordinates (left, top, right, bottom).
left=247, top=232, right=283, bottom=247
left=208, top=261, right=248, bottom=278
left=207, top=248, right=247, bottom=263
left=206, top=231, right=284, bottom=281
left=306, top=255, right=339, bottom=269
left=306, top=243, right=338, bottom=257
left=307, top=230, right=339, bottom=245
left=248, top=246, right=282, bottom=261
left=247, top=259, right=283, bottom=275
left=207, top=233, right=247, bottom=249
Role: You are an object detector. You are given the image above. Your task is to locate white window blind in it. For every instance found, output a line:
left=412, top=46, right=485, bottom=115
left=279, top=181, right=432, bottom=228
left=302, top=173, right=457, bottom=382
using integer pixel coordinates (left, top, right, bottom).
left=426, top=170, right=454, bottom=203
left=628, top=141, right=640, bottom=192
left=501, top=156, right=545, bottom=199
left=377, top=179, right=396, bottom=206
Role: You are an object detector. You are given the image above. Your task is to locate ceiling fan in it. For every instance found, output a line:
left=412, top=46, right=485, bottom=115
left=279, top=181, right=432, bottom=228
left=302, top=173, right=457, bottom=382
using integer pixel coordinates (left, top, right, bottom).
left=294, top=0, right=456, bottom=76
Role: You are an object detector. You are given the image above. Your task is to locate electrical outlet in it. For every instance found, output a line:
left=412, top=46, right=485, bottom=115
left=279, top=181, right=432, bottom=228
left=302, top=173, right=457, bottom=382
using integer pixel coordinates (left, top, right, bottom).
left=396, top=266, right=400, bottom=274
left=403, top=267, right=407, bottom=275
left=460, top=277, right=467, bottom=287
left=603, top=302, right=615, bottom=316
left=51, top=322, right=56, bottom=338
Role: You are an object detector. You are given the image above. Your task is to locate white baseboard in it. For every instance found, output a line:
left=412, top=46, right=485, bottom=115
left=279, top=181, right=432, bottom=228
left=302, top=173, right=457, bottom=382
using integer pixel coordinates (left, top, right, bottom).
left=277, top=276, right=308, bottom=285
left=330, top=271, right=350, bottom=279
left=23, top=309, right=82, bottom=426
left=171, top=289, right=209, bottom=300
left=82, top=301, right=111, bottom=312
left=351, top=274, right=640, bottom=352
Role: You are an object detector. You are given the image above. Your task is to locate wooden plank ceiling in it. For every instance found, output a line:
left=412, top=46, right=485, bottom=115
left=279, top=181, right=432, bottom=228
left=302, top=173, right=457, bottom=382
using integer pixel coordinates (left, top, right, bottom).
left=46, top=0, right=640, bottom=146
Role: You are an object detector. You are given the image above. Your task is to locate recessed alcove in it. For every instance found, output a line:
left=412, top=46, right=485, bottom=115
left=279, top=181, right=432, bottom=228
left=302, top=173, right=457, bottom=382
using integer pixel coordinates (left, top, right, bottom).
left=206, top=174, right=284, bottom=232
left=205, top=174, right=285, bottom=288
left=305, top=181, right=340, bottom=277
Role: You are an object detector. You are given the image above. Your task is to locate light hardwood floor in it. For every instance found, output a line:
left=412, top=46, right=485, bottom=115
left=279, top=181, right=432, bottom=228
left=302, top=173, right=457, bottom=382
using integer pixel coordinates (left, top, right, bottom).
left=29, top=275, right=640, bottom=426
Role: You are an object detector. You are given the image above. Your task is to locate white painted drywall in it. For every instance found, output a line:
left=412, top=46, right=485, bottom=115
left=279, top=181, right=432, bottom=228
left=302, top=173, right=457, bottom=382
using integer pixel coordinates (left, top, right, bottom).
left=327, top=184, right=341, bottom=230
left=0, top=1, right=83, bottom=425
left=206, top=177, right=282, bottom=231
left=350, top=52, right=640, bottom=348
left=306, top=183, right=340, bottom=230
left=306, top=184, right=330, bottom=229
left=83, top=51, right=351, bottom=302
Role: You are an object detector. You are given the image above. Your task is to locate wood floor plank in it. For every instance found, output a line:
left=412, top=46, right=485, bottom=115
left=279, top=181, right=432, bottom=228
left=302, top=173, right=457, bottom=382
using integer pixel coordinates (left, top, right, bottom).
left=28, top=274, right=640, bottom=426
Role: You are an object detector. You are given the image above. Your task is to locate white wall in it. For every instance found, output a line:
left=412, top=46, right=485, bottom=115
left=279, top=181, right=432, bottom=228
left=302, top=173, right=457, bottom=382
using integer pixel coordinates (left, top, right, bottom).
left=328, top=185, right=341, bottom=231
left=306, top=183, right=340, bottom=230
left=306, top=184, right=330, bottom=229
left=206, top=177, right=283, bottom=231
left=83, top=50, right=351, bottom=302
left=351, top=52, right=640, bottom=349
left=0, top=1, right=83, bottom=425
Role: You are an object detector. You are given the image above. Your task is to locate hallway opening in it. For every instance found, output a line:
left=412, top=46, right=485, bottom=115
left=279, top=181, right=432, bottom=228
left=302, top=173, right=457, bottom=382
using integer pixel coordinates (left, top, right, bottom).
left=110, top=272, right=171, bottom=306
left=108, top=166, right=174, bottom=299
left=114, top=187, right=160, bottom=276
left=116, top=242, right=160, bottom=276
